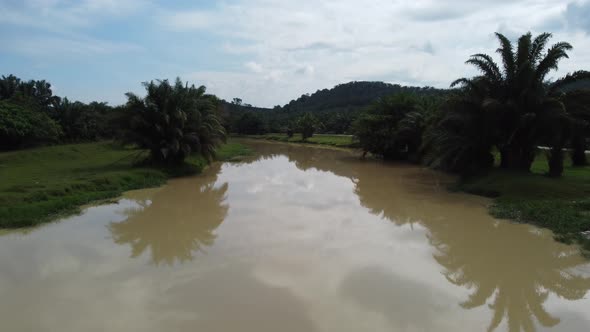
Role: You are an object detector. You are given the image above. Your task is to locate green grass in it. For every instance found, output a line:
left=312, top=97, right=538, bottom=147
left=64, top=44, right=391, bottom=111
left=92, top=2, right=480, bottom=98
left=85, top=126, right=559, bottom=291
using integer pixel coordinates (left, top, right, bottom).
left=215, top=141, right=253, bottom=161
left=0, top=140, right=251, bottom=228
left=457, top=151, right=590, bottom=255
left=243, top=133, right=357, bottom=148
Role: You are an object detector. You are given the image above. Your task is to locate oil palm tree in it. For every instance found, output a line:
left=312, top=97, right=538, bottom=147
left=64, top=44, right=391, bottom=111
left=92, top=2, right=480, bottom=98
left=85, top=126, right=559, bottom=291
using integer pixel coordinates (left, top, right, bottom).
left=122, top=78, right=226, bottom=164
left=297, top=112, right=319, bottom=140
left=353, top=93, right=428, bottom=160
left=0, top=75, right=21, bottom=100
left=423, top=80, right=497, bottom=174
left=450, top=32, right=590, bottom=175
left=561, top=89, right=590, bottom=166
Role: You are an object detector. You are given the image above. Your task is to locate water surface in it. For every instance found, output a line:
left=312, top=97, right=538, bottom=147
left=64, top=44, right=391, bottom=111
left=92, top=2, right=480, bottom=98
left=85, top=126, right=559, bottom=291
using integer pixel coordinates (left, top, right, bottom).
left=1, top=141, right=589, bottom=332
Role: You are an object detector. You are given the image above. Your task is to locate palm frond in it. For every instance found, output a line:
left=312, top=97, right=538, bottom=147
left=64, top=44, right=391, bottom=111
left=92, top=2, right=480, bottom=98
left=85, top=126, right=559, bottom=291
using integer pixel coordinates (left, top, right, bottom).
left=535, top=41, right=573, bottom=82
left=466, top=54, right=502, bottom=84
left=495, top=32, right=515, bottom=80
left=516, top=32, right=533, bottom=68
left=530, top=32, right=553, bottom=64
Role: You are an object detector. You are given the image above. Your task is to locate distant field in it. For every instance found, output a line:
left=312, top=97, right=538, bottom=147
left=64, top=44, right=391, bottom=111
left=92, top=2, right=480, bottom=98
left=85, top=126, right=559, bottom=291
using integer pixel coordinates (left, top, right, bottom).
left=243, top=133, right=357, bottom=148
left=0, top=141, right=250, bottom=228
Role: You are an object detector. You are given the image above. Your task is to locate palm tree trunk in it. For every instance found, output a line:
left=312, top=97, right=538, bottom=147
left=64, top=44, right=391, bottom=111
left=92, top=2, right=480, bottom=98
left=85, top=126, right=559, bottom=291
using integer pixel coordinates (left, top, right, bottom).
left=548, top=146, right=564, bottom=177
left=499, top=144, right=534, bottom=172
left=571, top=135, right=588, bottom=166
left=548, top=130, right=568, bottom=177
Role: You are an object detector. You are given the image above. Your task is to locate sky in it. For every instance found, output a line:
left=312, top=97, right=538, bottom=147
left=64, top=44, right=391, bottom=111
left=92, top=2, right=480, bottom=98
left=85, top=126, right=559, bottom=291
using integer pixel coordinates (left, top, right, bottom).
left=1, top=0, right=589, bottom=108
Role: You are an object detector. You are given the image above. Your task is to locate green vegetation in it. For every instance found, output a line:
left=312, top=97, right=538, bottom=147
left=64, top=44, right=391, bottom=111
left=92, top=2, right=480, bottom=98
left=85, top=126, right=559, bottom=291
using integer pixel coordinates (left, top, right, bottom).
left=425, top=32, right=590, bottom=176
left=0, top=141, right=250, bottom=228
left=456, top=152, right=590, bottom=254
left=244, top=133, right=356, bottom=148
left=0, top=74, right=235, bottom=228
left=215, top=142, right=253, bottom=161
left=121, top=78, right=226, bottom=164
left=353, top=93, right=438, bottom=161
left=0, top=100, right=62, bottom=149
left=222, top=81, right=447, bottom=134
left=234, top=111, right=267, bottom=135
left=0, top=142, right=163, bottom=228
left=0, top=74, right=121, bottom=147
left=296, top=112, right=319, bottom=140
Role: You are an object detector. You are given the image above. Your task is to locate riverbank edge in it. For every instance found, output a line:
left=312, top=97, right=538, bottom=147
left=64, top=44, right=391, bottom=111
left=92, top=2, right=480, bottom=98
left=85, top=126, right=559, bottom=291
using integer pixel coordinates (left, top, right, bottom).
left=0, top=141, right=253, bottom=229
left=234, top=133, right=358, bottom=148
left=242, top=134, right=590, bottom=255
left=453, top=172, right=590, bottom=256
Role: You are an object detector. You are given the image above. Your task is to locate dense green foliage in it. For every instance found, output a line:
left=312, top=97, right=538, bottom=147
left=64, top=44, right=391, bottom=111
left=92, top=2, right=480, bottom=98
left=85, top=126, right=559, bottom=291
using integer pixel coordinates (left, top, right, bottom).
left=0, top=74, right=59, bottom=108
left=0, top=74, right=119, bottom=149
left=353, top=94, right=437, bottom=160
left=53, top=98, right=120, bottom=141
left=235, top=111, right=267, bottom=135
left=121, top=78, right=226, bottom=164
left=297, top=112, right=319, bottom=140
left=0, top=100, right=62, bottom=149
left=427, top=32, right=590, bottom=176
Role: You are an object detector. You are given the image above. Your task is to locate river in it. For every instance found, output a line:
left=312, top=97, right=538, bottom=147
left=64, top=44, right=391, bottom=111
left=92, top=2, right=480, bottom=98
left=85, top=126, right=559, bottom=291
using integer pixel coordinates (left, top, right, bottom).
left=0, top=140, right=589, bottom=331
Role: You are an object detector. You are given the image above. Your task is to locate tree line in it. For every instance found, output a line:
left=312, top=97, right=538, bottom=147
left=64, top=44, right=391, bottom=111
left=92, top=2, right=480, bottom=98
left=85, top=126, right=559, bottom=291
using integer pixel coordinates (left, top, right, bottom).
left=354, top=32, right=590, bottom=177
left=0, top=75, right=122, bottom=149
left=0, top=76, right=226, bottom=165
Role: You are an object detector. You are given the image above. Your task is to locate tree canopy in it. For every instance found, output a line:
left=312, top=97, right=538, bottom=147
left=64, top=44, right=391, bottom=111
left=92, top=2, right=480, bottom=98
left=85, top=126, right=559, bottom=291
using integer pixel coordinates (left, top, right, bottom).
left=121, top=78, right=226, bottom=164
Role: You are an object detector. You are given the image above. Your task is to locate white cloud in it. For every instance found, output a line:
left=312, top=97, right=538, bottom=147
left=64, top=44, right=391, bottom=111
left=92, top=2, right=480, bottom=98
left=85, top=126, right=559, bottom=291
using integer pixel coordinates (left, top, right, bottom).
left=2, top=0, right=589, bottom=107
left=156, top=0, right=590, bottom=107
left=245, top=61, right=264, bottom=73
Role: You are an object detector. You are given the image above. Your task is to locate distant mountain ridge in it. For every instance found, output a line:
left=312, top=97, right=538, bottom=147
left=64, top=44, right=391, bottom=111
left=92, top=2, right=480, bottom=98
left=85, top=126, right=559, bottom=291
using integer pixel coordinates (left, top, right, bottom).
left=278, top=81, right=446, bottom=113
left=221, top=81, right=448, bottom=134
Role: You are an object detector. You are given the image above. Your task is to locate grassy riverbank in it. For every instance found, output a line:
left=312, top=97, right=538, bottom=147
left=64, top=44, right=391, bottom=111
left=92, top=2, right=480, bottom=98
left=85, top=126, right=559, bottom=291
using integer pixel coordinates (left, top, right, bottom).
left=457, top=153, right=590, bottom=254
left=0, top=141, right=251, bottom=228
left=243, top=133, right=357, bottom=148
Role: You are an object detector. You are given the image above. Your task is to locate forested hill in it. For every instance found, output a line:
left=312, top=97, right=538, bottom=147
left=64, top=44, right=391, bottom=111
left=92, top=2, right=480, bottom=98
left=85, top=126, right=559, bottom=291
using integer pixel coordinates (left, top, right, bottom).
left=223, top=81, right=448, bottom=134
left=562, top=79, right=590, bottom=92
left=280, top=81, right=446, bottom=113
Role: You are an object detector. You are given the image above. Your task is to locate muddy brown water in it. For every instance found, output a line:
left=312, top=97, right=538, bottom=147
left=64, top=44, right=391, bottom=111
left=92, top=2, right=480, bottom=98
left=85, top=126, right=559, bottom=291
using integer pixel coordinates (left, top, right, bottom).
left=1, top=141, right=589, bottom=332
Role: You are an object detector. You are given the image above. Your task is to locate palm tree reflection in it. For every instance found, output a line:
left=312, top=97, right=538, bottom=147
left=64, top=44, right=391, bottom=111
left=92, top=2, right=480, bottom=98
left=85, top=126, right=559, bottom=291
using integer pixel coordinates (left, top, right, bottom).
left=272, top=140, right=590, bottom=332
left=109, top=163, right=228, bottom=266
left=350, top=163, right=590, bottom=332
left=429, top=219, right=590, bottom=332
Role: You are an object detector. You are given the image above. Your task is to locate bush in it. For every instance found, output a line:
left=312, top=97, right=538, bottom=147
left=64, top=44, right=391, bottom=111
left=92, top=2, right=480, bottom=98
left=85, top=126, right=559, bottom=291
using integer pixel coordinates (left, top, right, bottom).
left=297, top=112, right=318, bottom=140
left=0, top=100, right=62, bottom=150
left=235, top=112, right=267, bottom=135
